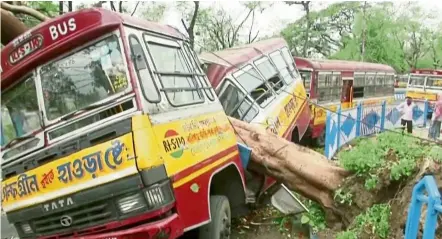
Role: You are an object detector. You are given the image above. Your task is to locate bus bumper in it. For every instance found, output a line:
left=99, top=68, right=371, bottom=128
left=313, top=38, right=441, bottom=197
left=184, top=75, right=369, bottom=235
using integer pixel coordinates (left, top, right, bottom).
left=77, top=213, right=183, bottom=239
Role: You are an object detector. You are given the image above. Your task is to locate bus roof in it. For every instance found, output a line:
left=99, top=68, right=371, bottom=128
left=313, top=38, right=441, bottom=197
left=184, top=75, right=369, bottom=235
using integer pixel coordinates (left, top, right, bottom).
left=294, top=57, right=396, bottom=73
left=410, top=69, right=442, bottom=75
left=199, top=38, right=288, bottom=89
left=1, top=8, right=186, bottom=89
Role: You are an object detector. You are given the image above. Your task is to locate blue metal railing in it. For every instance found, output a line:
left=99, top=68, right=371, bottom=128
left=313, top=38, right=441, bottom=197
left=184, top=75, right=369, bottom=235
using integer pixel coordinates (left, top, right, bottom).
left=405, top=175, right=442, bottom=239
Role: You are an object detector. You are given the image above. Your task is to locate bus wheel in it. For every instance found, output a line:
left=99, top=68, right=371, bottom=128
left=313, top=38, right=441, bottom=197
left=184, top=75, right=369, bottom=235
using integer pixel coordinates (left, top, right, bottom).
left=199, top=195, right=231, bottom=239
left=316, top=131, right=326, bottom=147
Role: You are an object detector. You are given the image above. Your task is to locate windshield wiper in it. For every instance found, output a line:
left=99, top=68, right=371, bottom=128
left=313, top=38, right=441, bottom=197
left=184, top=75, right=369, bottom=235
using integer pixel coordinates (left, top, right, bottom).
left=60, top=100, right=116, bottom=121
left=2, top=135, right=36, bottom=150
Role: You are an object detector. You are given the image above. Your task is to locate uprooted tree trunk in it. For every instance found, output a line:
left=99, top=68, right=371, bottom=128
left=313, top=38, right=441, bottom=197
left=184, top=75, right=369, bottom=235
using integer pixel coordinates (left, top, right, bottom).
left=228, top=117, right=351, bottom=223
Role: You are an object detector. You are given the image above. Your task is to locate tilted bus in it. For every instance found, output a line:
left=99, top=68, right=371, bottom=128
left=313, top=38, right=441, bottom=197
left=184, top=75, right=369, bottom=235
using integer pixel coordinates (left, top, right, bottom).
left=406, top=69, right=442, bottom=113
left=0, top=8, right=292, bottom=239
left=199, top=38, right=311, bottom=144
left=294, top=57, right=396, bottom=145
left=199, top=38, right=311, bottom=192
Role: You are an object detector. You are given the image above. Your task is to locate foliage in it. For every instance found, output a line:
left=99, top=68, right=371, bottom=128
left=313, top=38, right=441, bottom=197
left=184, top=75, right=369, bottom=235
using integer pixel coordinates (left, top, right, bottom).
left=337, top=204, right=391, bottom=239
left=281, top=2, right=442, bottom=73
left=140, top=2, right=167, bottom=22
left=177, top=2, right=270, bottom=53
left=13, top=1, right=59, bottom=27
left=428, top=145, right=442, bottom=162
left=299, top=200, right=326, bottom=233
left=338, top=131, right=428, bottom=189
left=334, top=188, right=353, bottom=205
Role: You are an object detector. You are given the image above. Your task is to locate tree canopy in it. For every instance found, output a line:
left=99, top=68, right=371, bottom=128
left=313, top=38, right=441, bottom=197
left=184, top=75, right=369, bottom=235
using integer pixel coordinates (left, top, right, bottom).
left=281, top=1, right=442, bottom=73
left=1, top=1, right=441, bottom=73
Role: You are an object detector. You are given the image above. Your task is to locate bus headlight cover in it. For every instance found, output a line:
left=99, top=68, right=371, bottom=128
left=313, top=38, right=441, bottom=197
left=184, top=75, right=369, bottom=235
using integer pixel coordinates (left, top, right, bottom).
left=21, top=223, right=33, bottom=234
left=117, top=193, right=146, bottom=214
left=144, top=180, right=174, bottom=209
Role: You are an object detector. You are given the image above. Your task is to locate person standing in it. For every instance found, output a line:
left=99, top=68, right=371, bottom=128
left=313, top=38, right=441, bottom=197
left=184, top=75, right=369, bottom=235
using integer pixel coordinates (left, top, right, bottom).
left=429, top=94, right=442, bottom=140
left=397, top=97, right=415, bottom=134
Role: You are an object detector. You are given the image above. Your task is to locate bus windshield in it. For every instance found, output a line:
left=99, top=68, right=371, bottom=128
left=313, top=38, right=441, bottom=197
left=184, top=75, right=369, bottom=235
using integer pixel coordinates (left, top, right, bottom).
left=1, top=76, right=41, bottom=147
left=39, top=34, right=129, bottom=121
left=408, top=74, right=442, bottom=89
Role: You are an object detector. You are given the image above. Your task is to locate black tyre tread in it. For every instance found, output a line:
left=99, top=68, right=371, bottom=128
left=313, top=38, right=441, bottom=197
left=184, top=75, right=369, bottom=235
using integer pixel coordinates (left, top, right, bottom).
left=199, top=195, right=230, bottom=239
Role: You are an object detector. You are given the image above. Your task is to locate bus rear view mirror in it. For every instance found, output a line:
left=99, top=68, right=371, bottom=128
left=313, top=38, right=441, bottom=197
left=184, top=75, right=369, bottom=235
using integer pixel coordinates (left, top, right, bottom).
left=271, top=184, right=308, bottom=215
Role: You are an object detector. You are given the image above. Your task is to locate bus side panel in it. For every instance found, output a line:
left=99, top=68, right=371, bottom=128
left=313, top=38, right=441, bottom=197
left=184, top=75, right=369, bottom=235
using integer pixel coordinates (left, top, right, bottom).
left=173, top=152, right=243, bottom=231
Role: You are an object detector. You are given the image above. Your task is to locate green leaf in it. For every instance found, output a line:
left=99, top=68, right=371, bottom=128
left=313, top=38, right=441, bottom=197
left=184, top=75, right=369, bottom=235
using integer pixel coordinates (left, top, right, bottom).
left=301, top=214, right=310, bottom=224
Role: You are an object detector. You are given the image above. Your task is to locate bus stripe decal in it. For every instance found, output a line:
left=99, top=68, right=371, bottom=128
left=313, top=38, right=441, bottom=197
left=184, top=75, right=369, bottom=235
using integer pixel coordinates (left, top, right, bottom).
left=172, top=151, right=239, bottom=188
left=172, top=145, right=238, bottom=184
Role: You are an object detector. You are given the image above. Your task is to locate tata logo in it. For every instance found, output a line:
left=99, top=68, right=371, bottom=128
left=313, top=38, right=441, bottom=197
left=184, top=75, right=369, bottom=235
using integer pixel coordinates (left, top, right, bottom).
left=60, top=215, right=73, bottom=227
left=9, top=34, right=43, bottom=64
left=43, top=197, right=74, bottom=212
left=162, top=130, right=185, bottom=159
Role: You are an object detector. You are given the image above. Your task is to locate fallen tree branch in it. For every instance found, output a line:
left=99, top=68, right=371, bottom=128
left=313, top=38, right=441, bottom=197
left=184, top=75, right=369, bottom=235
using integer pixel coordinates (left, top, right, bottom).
left=1, top=2, right=50, bottom=21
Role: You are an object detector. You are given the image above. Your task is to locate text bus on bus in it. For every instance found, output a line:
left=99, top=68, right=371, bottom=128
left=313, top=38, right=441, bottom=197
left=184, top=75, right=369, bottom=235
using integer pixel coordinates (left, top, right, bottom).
left=0, top=8, right=291, bottom=239
left=294, top=57, right=396, bottom=145
left=199, top=38, right=311, bottom=193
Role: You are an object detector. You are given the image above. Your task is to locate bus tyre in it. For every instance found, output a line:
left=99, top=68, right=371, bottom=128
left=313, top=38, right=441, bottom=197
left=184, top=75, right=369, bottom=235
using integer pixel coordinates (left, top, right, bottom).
left=199, top=195, right=231, bottom=239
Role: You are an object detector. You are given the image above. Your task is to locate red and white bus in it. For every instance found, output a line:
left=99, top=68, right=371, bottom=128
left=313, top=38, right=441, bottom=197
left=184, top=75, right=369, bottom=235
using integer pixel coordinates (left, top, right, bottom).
left=294, top=57, right=396, bottom=145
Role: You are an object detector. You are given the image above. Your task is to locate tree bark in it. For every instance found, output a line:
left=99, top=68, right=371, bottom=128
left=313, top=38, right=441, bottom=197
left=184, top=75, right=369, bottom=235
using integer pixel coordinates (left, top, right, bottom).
left=229, top=117, right=350, bottom=212
left=1, top=8, right=29, bottom=45
left=1, top=2, right=50, bottom=21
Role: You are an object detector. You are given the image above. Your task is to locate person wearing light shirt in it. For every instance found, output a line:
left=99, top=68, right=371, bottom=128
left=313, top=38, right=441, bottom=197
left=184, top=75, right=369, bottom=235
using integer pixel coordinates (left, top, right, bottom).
left=397, top=97, right=415, bottom=134
left=429, top=93, right=442, bottom=140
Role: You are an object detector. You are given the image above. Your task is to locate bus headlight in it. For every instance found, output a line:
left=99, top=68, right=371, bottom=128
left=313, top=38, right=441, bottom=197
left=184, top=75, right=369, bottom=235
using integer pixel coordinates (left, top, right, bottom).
left=21, top=222, right=33, bottom=234
left=117, top=193, right=147, bottom=214
left=144, top=180, right=174, bottom=209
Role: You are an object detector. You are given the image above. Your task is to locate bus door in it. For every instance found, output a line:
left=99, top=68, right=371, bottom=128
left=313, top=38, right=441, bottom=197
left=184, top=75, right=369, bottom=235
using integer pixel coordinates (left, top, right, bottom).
left=341, top=71, right=354, bottom=109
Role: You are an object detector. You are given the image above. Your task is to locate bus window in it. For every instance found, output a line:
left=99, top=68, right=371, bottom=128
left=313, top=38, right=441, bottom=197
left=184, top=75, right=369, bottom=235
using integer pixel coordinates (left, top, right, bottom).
left=218, top=81, right=258, bottom=122
left=299, top=71, right=311, bottom=91
left=353, top=73, right=365, bottom=99
left=426, top=76, right=442, bottom=88
left=409, top=75, right=425, bottom=88
left=234, top=66, right=273, bottom=107
left=269, top=51, right=292, bottom=84
left=128, top=35, right=160, bottom=102
left=182, top=44, right=215, bottom=101
left=281, top=47, right=298, bottom=77
left=331, top=74, right=341, bottom=100
left=365, top=74, right=376, bottom=97
left=254, top=56, right=284, bottom=93
left=1, top=76, right=40, bottom=146
left=375, top=74, right=385, bottom=96
left=317, top=73, right=332, bottom=102
left=144, top=35, right=204, bottom=106
left=384, top=75, right=395, bottom=94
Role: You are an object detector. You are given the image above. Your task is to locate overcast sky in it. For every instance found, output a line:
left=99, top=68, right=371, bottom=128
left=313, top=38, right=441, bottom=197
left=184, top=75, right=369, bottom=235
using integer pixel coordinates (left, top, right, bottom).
left=72, top=1, right=442, bottom=39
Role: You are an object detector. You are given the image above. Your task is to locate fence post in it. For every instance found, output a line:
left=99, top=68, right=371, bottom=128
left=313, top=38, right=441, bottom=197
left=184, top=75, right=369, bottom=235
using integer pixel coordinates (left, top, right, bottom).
left=405, top=180, right=425, bottom=238
left=356, top=102, right=362, bottom=137
left=380, top=100, right=386, bottom=132
left=423, top=100, right=429, bottom=128
left=324, top=110, right=331, bottom=159
left=336, top=106, right=342, bottom=149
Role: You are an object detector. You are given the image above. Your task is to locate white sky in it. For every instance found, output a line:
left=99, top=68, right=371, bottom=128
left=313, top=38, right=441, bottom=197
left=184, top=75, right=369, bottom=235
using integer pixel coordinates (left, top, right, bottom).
left=72, top=0, right=442, bottom=39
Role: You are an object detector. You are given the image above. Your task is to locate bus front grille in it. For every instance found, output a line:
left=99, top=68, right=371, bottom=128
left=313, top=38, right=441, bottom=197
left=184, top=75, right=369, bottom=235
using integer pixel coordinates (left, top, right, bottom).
left=32, top=199, right=116, bottom=235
